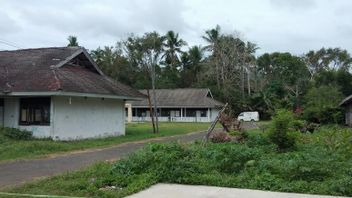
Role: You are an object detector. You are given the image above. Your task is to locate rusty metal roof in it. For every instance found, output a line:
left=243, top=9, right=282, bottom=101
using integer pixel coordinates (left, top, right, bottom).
left=0, top=47, right=144, bottom=99
left=130, top=88, right=224, bottom=108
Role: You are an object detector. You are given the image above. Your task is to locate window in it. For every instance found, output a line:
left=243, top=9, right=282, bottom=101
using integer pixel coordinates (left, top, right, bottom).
left=186, top=109, right=196, bottom=117
left=19, top=97, right=51, bottom=125
left=200, top=109, right=207, bottom=117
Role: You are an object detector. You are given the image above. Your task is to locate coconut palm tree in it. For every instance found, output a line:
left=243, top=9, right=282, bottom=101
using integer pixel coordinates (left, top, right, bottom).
left=202, top=25, right=221, bottom=52
left=67, top=36, right=79, bottom=47
left=162, top=31, right=187, bottom=68
left=202, top=25, right=221, bottom=88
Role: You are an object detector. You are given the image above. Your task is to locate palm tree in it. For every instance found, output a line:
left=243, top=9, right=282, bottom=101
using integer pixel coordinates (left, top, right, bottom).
left=67, top=35, right=79, bottom=47
left=202, top=25, right=221, bottom=52
left=162, top=31, right=187, bottom=68
left=188, top=46, right=203, bottom=73
left=202, top=25, right=221, bottom=88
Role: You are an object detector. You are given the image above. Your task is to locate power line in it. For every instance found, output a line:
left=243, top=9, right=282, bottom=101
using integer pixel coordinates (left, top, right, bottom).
left=0, top=39, right=21, bottom=49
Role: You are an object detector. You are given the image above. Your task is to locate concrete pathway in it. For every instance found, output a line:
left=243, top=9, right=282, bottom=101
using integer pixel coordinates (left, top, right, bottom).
left=0, top=131, right=206, bottom=189
left=127, top=184, right=348, bottom=198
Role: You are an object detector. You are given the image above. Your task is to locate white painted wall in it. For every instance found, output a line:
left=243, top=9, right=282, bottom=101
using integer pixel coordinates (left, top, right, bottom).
left=3, top=97, right=52, bottom=138
left=4, top=98, right=19, bottom=128
left=210, top=108, right=220, bottom=121
left=130, top=108, right=221, bottom=123
left=52, top=96, right=125, bottom=140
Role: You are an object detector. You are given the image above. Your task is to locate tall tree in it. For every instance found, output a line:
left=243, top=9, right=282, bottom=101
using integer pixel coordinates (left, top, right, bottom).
left=202, top=25, right=221, bottom=88
left=180, top=45, right=204, bottom=87
left=67, top=35, right=79, bottom=47
left=123, top=32, right=165, bottom=133
left=304, top=47, right=352, bottom=78
left=257, top=52, right=310, bottom=110
left=162, top=30, right=187, bottom=68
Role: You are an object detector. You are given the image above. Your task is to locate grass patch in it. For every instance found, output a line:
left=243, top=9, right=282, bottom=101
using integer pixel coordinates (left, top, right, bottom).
left=0, top=122, right=211, bottom=161
left=6, top=125, right=352, bottom=197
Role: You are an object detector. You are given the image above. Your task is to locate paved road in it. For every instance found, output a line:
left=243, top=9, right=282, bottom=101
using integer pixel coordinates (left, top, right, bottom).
left=128, top=184, right=348, bottom=198
left=0, top=131, right=207, bottom=189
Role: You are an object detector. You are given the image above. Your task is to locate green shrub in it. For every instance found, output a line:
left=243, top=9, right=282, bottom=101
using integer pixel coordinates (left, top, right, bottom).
left=20, top=127, right=349, bottom=197
left=0, top=127, right=33, bottom=140
left=291, top=119, right=305, bottom=132
left=268, top=109, right=298, bottom=151
left=302, top=85, right=344, bottom=124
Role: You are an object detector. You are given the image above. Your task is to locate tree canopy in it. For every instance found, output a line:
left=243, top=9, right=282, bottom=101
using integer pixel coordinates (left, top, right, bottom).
left=68, top=26, right=352, bottom=122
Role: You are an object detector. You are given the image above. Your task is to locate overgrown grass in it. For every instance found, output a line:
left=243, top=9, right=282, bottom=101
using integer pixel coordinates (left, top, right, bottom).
left=6, top=125, right=352, bottom=198
left=0, top=122, right=211, bottom=161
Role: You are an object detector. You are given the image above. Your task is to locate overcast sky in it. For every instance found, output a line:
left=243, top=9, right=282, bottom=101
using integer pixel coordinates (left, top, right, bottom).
left=0, top=0, right=351, bottom=55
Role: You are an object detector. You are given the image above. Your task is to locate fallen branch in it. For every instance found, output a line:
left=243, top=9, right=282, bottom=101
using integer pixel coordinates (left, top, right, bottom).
left=203, top=103, right=228, bottom=143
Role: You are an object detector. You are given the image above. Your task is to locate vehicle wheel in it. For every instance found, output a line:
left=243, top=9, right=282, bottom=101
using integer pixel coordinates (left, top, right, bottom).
left=251, top=119, right=255, bottom=122
left=240, top=119, right=244, bottom=122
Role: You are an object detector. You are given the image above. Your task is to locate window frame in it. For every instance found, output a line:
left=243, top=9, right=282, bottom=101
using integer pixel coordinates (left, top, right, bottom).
left=19, top=97, right=51, bottom=126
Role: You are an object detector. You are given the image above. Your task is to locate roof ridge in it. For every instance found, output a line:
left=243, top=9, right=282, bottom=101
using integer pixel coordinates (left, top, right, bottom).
left=0, top=46, right=82, bottom=53
left=138, top=88, right=209, bottom=91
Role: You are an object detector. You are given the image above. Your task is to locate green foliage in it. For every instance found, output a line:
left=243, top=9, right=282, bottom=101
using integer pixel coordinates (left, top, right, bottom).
left=7, top=126, right=352, bottom=197
left=303, top=85, right=344, bottom=124
left=67, top=35, right=79, bottom=47
left=268, top=109, right=298, bottom=151
left=86, top=27, right=352, bottom=120
left=0, top=127, right=33, bottom=140
left=291, top=119, right=306, bottom=131
left=0, top=122, right=212, bottom=161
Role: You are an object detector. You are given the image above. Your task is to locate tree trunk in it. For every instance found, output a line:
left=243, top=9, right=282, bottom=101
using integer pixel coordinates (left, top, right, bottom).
left=151, top=63, right=159, bottom=133
left=247, top=67, right=251, bottom=96
left=146, top=89, right=156, bottom=133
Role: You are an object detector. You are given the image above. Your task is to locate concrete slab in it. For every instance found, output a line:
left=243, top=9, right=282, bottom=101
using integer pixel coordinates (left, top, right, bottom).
left=127, top=184, right=348, bottom=198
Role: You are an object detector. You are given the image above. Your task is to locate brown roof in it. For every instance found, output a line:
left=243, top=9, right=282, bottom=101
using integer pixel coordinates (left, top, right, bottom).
left=0, top=47, right=144, bottom=99
left=130, top=88, right=224, bottom=108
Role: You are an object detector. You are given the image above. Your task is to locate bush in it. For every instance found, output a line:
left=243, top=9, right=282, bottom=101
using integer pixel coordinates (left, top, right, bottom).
left=210, top=132, right=232, bottom=143
left=109, top=132, right=352, bottom=197
left=291, top=120, right=305, bottom=132
left=303, top=85, right=344, bottom=124
left=268, top=109, right=298, bottom=151
left=0, top=127, right=33, bottom=140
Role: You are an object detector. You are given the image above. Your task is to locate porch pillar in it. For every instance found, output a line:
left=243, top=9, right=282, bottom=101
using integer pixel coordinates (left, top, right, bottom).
left=207, top=108, right=210, bottom=122
left=126, top=103, right=132, bottom=123
left=181, top=108, right=183, bottom=120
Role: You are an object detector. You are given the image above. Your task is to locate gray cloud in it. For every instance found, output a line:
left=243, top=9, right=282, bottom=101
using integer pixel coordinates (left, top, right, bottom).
left=270, top=0, right=316, bottom=10
left=0, top=0, right=351, bottom=55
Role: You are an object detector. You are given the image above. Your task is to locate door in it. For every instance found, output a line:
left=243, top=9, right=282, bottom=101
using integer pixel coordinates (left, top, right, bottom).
left=0, top=98, right=3, bottom=126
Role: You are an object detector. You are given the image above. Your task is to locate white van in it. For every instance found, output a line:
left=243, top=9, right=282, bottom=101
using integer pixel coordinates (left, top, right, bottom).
left=237, top=111, right=259, bottom=122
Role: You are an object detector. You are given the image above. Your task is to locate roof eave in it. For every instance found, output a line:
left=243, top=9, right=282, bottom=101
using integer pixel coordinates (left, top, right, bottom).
left=0, top=91, right=144, bottom=100
left=128, top=105, right=223, bottom=108
left=339, top=95, right=352, bottom=106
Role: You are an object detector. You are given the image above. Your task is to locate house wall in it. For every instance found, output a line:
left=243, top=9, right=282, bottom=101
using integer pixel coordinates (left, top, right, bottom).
left=0, top=98, right=4, bottom=126
left=129, top=107, right=221, bottom=123
left=210, top=108, right=220, bottom=121
left=52, top=96, right=125, bottom=140
left=3, top=97, right=52, bottom=137
left=345, top=103, right=352, bottom=127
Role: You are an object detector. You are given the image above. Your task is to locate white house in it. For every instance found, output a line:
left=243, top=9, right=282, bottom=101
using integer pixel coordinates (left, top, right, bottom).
left=0, top=47, right=144, bottom=140
left=126, top=88, right=223, bottom=122
left=340, top=95, right=352, bottom=127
